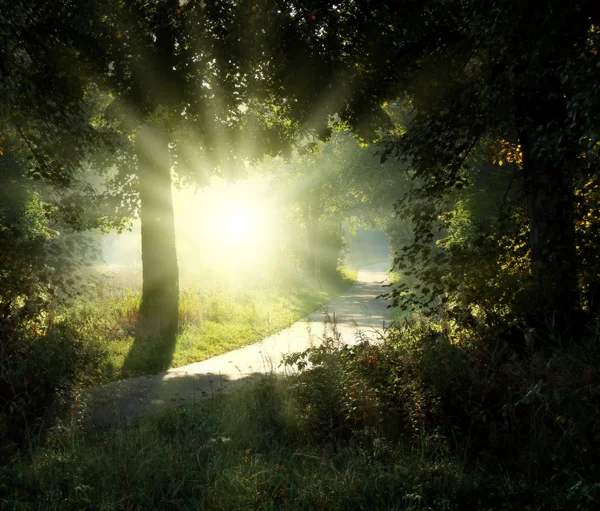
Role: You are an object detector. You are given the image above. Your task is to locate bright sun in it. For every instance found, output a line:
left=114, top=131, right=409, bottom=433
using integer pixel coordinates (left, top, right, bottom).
left=213, top=205, right=259, bottom=243
left=174, top=178, right=278, bottom=275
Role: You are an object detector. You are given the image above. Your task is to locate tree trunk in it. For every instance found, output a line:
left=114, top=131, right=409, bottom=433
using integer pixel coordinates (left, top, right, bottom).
left=304, top=201, right=320, bottom=280
left=510, top=2, right=595, bottom=337
left=515, top=80, right=579, bottom=332
left=137, top=125, right=179, bottom=343
left=321, top=220, right=342, bottom=280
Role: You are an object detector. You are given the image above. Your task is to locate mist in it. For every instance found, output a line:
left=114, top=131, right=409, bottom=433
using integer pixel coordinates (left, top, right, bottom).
left=97, top=173, right=391, bottom=291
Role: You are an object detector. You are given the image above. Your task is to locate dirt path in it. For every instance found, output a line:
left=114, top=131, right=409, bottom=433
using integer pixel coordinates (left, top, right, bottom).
left=84, top=262, right=391, bottom=427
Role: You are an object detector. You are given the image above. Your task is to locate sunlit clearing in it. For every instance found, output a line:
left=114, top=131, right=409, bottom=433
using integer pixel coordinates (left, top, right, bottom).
left=99, top=175, right=286, bottom=289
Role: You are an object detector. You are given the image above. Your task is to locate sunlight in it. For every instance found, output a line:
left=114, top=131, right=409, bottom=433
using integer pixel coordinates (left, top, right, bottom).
left=212, top=203, right=261, bottom=244
left=166, top=177, right=282, bottom=284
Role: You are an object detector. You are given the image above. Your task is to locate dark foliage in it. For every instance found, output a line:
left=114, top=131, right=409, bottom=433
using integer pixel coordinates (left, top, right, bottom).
left=284, top=317, right=600, bottom=509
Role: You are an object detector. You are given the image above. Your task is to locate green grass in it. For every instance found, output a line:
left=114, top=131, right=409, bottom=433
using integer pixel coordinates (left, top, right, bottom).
left=3, top=372, right=568, bottom=511
left=1, top=376, right=466, bottom=511
left=3, top=308, right=596, bottom=510
left=73, top=268, right=356, bottom=382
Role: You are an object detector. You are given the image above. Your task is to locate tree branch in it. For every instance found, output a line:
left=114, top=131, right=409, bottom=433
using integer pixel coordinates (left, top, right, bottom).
left=15, top=123, right=48, bottom=173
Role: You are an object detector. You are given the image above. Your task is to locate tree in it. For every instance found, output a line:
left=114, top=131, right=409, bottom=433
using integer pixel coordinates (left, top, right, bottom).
left=87, top=0, right=360, bottom=348
left=2, top=0, right=370, bottom=354
left=0, top=0, right=124, bottom=316
left=264, top=129, right=410, bottom=281
left=302, top=0, right=600, bottom=331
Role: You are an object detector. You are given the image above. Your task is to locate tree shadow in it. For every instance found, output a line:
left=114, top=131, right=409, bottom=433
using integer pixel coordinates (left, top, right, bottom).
left=83, top=370, right=262, bottom=429
left=120, top=314, right=178, bottom=379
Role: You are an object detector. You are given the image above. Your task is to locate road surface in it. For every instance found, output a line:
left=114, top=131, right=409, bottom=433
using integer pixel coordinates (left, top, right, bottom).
left=84, top=262, right=391, bottom=427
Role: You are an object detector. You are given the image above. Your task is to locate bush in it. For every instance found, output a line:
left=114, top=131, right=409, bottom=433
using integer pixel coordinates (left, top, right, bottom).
left=0, top=318, right=105, bottom=457
left=0, top=154, right=107, bottom=457
left=283, top=314, right=600, bottom=509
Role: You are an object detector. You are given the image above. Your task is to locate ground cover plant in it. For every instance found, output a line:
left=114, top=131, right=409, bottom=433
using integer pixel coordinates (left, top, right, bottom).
left=3, top=314, right=599, bottom=510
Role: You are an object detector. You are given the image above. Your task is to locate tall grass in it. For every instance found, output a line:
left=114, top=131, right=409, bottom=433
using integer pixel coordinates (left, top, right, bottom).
left=2, top=376, right=466, bottom=511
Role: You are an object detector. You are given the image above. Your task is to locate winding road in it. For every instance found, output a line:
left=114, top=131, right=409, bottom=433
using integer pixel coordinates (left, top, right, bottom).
left=85, top=262, right=391, bottom=426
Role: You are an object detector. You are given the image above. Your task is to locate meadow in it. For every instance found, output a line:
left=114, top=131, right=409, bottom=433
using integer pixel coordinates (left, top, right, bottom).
left=69, top=266, right=358, bottom=382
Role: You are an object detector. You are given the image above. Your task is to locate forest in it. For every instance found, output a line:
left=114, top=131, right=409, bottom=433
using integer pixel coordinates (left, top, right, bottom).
left=1, top=1, right=599, bottom=509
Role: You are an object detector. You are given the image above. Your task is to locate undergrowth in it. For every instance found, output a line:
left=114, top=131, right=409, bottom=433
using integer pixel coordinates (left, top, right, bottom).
left=2, top=375, right=467, bottom=510
left=3, top=311, right=599, bottom=509
left=0, top=267, right=355, bottom=456
left=4, top=266, right=599, bottom=510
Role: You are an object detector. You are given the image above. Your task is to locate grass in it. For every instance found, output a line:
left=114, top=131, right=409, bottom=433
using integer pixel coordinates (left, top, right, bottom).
left=71, top=267, right=357, bottom=382
left=1, top=376, right=466, bottom=511
left=3, top=306, right=598, bottom=510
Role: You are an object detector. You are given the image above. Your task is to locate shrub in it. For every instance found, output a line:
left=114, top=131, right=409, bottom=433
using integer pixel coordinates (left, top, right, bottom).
left=0, top=318, right=105, bottom=457
left=283, top=314, right=600, bottom=509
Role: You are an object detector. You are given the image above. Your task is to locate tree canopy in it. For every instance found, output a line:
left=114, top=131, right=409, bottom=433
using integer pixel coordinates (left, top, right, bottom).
left=299, top=0, right=600, bottom=331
